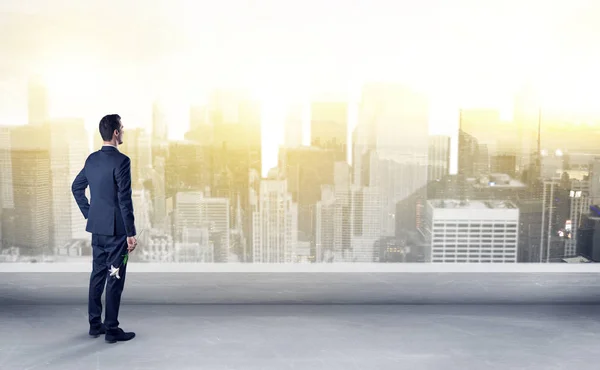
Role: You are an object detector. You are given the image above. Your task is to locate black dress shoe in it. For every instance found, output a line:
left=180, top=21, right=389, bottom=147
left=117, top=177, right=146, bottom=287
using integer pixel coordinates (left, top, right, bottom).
left=105, top=328, right=136, bottom=343
left=89, top=324, right=106, bottom=338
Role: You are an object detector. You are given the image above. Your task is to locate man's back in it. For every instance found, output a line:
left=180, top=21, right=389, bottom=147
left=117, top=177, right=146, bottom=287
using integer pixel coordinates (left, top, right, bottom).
left=72, top=146, right=136, bottom=237
left=71, top=114, right=137, bottom=343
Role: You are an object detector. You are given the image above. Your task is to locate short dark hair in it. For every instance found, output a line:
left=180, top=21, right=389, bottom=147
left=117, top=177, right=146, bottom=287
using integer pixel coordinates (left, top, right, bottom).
left=99, top=114, right=121, bottom=141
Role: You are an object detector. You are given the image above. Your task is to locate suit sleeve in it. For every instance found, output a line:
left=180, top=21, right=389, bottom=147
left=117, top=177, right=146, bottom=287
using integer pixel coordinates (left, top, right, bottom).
left=115, top=157, right=136, bottom=237
left=71, top=167, right=90, bottom=219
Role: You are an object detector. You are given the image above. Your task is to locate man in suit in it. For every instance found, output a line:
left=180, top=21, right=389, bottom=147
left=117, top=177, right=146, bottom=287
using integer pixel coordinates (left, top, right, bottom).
left=71, top=114, right=137, bottom=343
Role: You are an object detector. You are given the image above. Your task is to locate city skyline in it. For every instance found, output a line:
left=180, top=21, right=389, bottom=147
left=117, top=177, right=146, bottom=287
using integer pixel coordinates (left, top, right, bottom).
left=3, top=63, right=600, bottom=264
left=2, top=0, right=600, bottom=265
left=3, top=78, right=600, bottom=178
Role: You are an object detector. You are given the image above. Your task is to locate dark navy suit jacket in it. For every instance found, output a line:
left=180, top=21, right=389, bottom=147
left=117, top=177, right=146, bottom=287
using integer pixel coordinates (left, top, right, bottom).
left=71, top=145, right=136, bottom=237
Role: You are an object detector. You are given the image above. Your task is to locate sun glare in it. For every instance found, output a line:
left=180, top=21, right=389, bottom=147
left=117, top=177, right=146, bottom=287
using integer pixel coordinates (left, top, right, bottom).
left=41, top=57, right=103, bottom=115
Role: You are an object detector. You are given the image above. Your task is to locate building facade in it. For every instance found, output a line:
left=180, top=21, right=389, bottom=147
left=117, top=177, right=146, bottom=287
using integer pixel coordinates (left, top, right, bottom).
left=424, top=199, right=519, bottom=263
left=252, top=179, right=298, bottom=263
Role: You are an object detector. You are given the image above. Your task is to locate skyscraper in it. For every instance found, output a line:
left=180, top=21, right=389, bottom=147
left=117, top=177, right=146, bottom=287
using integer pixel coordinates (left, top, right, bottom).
left=119, top=128, right=152, bottom=190
left=458, top=127, right=478, bottom=179
left=166, top=140, right=212, bottom=198
left=350, top=185, right=381, bottom=262
left=252, top=178, right=298, bottom=263
left=316, top=185, right=382, bottom=263
left=200, top=196, right=231, bottom=263
left=425, top=200, right=519, bottom=263
left=358, top=83, right=429, bottom=237
left=174, top=192, right=203, bottom=242
left=278, top=146, right=337, bottom=258
left=515, top=198, right=543, bottom=263
left=149, top=155, right=167, bottom=230
left=491, top=154, right=517, bottom=177
left=315, top=185, right=335, bottom=262
left=174, top=191, right=230, bottom=262
left=428, top=135, right=451, bottom=182
left=48, top=119, right=89, bottom=249
left=577, top=210, right=600, bottom=261
left=588, top=158, right=600, bottom=205
left=207, top=89, right=261, bottom=261
left=0, top=127, right=11, bottom=251
left=10, top=125, right=52, bottom=255
left=316, top=162, right=352, bottom=262
left=565, top=179, right=590, bottom=257
left=0, top=127, right=14, bottom=209
left=132, top=189, right=152, bottom=235
left=316, top=162, right=381, bottom=262
left=540, top=179, right=570, bottom=262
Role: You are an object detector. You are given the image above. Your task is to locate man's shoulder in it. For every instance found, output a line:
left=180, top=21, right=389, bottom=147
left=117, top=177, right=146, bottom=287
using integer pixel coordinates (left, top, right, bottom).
left=84, top=151, right=97, bottom=163
left=117, top=151, right=130, bottom=161
left=114, top=151, right=131, bottom=168
left=112, top=150, right=129, bottom=159
left=85, top=149, right=130, bottom=165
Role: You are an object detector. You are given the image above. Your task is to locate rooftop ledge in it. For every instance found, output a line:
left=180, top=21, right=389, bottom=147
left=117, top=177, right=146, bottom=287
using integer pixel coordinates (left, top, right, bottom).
left=2, top=263, right=600, bottom=304
left=1, top=262, right=600, bottom=273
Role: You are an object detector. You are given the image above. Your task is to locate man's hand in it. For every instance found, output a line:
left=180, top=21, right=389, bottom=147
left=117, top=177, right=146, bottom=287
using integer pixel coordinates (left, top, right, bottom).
left=127, top=236, right=137, bottom=253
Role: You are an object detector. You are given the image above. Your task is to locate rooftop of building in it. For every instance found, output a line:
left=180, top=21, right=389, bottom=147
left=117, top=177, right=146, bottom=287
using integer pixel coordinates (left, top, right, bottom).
left=561, top=255, right=594, bottom=263
left=429, top=199, right=517, bottom=210
left=472, top=173, right=526, bottom=188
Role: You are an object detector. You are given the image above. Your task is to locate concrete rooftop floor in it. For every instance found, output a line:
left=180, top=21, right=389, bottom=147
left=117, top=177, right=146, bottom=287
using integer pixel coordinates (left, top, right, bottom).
left=2, top=266, right=600, bottom=369
left=1, top=304, right=600, bottom=370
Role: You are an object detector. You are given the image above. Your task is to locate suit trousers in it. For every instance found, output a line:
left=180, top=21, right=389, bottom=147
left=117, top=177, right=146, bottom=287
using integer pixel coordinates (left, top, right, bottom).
left=89, top=233, right=129, bottom=330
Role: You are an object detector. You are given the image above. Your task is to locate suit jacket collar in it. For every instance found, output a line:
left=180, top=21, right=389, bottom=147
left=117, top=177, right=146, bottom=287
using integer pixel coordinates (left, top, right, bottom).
left=101, top=145, right=119, bottom=152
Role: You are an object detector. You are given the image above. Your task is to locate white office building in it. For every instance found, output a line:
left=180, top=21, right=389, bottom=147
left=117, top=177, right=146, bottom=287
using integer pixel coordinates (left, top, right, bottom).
left=252, top=179, right=298, bottom=263
left=316, top=185, right=341, bottom=262
left=424, top=199, right=519, bottom=263
left=351, top=186, right=381, bottom=262
left=174, top=191, right=230, bottom=262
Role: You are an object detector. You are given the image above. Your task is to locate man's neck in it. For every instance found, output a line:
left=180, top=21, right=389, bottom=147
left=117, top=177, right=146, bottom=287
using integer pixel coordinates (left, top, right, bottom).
left=103, top=141, right=118, bottom=148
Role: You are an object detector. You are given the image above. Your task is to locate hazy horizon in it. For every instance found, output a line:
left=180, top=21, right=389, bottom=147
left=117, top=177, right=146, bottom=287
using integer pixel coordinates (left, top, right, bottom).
left=2, top=0, right=600, bottom=173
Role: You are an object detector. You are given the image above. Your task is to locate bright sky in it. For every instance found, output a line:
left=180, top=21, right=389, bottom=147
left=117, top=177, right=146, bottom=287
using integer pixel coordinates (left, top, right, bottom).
left=1, top=0, right=599, bottom=174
